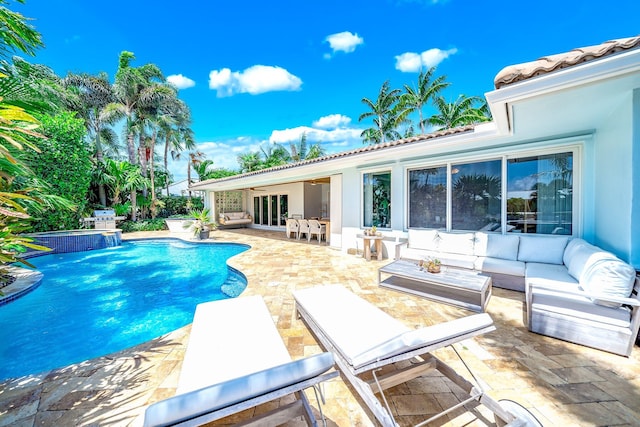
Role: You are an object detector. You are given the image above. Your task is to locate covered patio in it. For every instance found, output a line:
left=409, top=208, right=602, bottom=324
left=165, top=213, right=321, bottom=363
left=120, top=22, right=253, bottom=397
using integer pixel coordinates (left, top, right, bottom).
left=1, top=229, right=638, bottom=426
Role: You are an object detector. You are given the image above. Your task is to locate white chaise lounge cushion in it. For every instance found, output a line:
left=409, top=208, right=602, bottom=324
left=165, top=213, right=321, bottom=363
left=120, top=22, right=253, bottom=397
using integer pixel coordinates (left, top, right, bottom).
left=294, top=285, right=493, bottom=370
left=351, top=312, right=493, bottom=369
left=143, top=352, right=335, bottom=427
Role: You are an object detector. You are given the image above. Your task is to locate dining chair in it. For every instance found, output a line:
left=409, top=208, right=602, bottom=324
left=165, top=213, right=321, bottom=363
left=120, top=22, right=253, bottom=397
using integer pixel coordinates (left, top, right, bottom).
left=308, top=219, right=326, bottom=244
left=285, top=218, right=299, bottom=239
left=297, top=219, right=310, bottom=241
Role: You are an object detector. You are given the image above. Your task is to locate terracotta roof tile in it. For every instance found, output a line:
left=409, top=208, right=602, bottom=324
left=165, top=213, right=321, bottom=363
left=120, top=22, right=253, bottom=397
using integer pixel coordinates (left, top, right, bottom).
left=494, top=35, right=640, bottom=89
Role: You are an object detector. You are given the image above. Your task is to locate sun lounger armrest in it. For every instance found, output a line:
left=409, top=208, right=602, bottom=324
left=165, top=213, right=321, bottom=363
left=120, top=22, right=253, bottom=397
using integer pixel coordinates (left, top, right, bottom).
left=351, top=313, right=494, bottom=369
left=143, top=352, right=335, bottom=427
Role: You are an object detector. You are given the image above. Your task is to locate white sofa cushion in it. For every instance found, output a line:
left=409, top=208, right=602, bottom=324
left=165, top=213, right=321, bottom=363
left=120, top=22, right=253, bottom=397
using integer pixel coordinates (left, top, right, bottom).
left=435, top=252, right=477, bottom=270
left=475, top=257, right=525, bottom=277
left=408, top=229, right=438, bottom=251
left=437, top=232, right=475, bottom=256
left=517, top=236, right=569, bottom=264
left=525, top=262, right=577, bottom=289
left=566, top=242, right=612, bottom=282
left=580, top=257, right=636, bottom=307
left=475, top=233, right=519, bottom=260
left=562, top=238, right=589, bottom=267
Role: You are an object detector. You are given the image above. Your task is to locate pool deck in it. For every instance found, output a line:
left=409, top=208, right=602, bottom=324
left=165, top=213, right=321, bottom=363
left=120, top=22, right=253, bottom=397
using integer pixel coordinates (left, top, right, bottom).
left=0, top=229, right=639, bottom=426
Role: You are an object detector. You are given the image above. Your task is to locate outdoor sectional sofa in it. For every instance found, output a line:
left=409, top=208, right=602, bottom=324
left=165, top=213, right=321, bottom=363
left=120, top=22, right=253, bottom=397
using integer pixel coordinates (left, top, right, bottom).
left=396, top=229, right=640, bottom=356
left=218, top=211, right=252, bottom=227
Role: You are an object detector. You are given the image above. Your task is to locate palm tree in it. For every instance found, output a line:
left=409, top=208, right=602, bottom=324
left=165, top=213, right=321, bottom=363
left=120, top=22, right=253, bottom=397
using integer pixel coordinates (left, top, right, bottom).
left=402, top=67, right=450, bottom=134
left=63, top=72, right=117, bottom=206
left=289, top=132, right=326, bottom=162
left=159, top=98, right=195, bottom=196
left=237, top=152, right=262, bottom=173
left=358, top=80, right=405, bottom=144
left=103, top=51, right=174, bottom=220
left=261, top=143, right=290, bottom=168
left=428, top=95, right=491, bottom=129
left=186, top=150, right=205, bottom=198
left=0, top=0, right=43, bottom=58
left=193, top=159, right=216, bottom=180
left=289, top=132, right=307, bottom=162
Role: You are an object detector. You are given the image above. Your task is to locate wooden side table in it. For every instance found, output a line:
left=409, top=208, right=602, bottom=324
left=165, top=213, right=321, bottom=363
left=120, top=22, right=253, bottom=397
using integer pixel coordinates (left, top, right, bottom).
left=357, top=234, right=385, bottom=261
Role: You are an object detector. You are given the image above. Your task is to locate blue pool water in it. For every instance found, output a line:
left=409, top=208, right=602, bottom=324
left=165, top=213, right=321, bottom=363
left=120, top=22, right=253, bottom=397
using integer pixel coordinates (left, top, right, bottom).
left=0, top=239, right=249, bottom=381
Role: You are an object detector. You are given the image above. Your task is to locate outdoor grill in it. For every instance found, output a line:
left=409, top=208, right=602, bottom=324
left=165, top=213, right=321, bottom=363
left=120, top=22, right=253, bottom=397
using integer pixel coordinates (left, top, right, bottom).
left=83, top=209, right=126, bottom=230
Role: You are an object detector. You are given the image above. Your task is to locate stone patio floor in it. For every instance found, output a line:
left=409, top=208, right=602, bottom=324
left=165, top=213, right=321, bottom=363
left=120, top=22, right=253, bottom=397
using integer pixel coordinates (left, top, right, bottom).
left=0, top=228, right=639, bottom=427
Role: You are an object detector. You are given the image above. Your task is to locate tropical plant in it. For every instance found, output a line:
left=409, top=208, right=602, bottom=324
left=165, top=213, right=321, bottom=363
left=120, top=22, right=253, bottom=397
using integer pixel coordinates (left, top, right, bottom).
left=26, top=112, right=92, bottom=231
left=103, top=51, right=175, bottom=220
left=402, top=67, right=450, bottom=134
left=62, top=71, right=117, bottom=206
left=428, top=95, right=491, bottom=129
left=0, top=0, right=43, bottom=58
left=0, top=0, right=62, bottom=272
left=237, top=151, right=262, bottom=173
left=183, top=207, right=215, bottom=238
left=359, top=80, right=409, bottom=144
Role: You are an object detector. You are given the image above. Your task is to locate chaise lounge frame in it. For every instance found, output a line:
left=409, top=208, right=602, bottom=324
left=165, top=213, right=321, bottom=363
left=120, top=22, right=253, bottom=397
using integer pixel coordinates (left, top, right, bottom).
left=143, top=296, right=338, bottom=427
left=294, top=285, right=535, bottom=427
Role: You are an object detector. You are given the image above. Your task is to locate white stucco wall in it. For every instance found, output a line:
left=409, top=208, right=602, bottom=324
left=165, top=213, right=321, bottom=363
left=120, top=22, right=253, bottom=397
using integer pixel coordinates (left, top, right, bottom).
left=591, top=93, right=634, bottom=263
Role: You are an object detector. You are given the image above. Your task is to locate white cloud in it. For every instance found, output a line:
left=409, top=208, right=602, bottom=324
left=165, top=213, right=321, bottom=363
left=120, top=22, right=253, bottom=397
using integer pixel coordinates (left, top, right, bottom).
left=395, top=47, right=458, bottom=72
left=208, top=65, right=302, bottom=97
left=312, top=114, right=352, bottom=129
left=269, top=126, right=362, bottom=151
left=324, top=31, right=364, bottom=57
left=167, top=74, right=195, bottom=89
left=167, top=137, right=266, bottom=182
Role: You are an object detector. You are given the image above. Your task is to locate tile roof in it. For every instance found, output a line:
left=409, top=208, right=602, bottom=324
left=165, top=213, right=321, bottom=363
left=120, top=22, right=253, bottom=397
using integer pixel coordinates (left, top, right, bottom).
left=494, top=35, right=640, bottom=89
left=192, top=125, right=475, bottom=187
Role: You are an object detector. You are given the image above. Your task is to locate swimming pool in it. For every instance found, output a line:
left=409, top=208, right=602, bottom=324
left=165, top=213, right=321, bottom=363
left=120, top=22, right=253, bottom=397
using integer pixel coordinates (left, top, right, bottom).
left=0, top=238, right=249, bottom=381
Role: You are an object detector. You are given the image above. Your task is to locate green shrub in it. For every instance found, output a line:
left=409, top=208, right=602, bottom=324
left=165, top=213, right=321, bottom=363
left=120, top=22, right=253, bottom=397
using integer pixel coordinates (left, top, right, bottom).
left=157, top=196, right=203, bottom=218
left=28, top=112, right=92, bottom=231
left=118, top=218, right=167, bottom=232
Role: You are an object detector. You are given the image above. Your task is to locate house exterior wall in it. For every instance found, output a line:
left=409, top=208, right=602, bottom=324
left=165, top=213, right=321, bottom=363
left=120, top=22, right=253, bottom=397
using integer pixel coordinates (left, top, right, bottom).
left=632, top=89, right=640, bottom=268
left=591, top=93, right=634, bottom=265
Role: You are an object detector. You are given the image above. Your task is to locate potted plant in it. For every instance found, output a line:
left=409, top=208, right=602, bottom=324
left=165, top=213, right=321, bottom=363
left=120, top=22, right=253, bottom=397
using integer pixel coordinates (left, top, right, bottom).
left=183, top=208, right=216, bottom=239
left=419, top=257, right=441, bottom=273
left=425, top=257, right=441, bottom=273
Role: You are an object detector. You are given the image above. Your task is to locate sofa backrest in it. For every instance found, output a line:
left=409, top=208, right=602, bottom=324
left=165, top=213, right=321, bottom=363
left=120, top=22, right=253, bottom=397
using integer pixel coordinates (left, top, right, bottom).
left=474, top=233, right=520, bottom=260
left=408, top=229, right=438, bottom=251
left=437, top=232, right=475, bottom=256
left=517, top=235, right=569, bottom=265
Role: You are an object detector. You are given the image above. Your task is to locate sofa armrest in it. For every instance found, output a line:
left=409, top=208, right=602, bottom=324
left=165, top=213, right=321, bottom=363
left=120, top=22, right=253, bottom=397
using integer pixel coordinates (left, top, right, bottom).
left=394, top=241, right=408, bottom=260
left=527, top=280, right=640, bottom=307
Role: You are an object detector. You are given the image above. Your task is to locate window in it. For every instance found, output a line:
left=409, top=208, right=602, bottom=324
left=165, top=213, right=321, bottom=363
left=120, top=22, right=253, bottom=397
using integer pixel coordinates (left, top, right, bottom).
left=363, top=171, right=391, bottom=228
left=507, top=152, right=572, bottom=234
left=407, top=150, right=574, bottom=235
left=451, top=160, right=502, bottom=231
left=408, top=166, right=447, bottom=228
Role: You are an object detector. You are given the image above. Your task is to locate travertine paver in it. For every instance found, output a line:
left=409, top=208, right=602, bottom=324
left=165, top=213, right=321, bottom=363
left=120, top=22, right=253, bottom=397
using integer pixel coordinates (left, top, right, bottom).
left=0, top=229, right=639, bottom=427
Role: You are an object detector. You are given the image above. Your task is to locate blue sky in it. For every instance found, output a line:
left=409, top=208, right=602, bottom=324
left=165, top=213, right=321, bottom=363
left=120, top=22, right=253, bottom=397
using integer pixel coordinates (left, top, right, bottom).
left=13, top=0, right=640, bottom=183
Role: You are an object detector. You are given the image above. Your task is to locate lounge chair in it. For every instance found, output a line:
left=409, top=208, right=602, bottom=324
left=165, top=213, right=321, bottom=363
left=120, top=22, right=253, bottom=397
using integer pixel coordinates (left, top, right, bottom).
left=143, top=296, right=337, bottom=427
left=294, top=285, right=541, bottom=427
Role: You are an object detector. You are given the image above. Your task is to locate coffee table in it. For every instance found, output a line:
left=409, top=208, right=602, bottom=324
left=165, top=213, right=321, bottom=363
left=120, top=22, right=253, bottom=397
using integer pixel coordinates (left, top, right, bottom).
left=378, top=259, right=492, bottom=312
